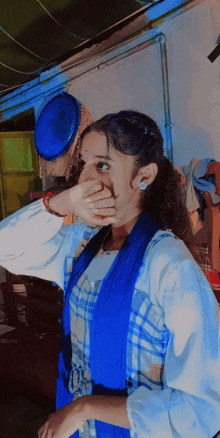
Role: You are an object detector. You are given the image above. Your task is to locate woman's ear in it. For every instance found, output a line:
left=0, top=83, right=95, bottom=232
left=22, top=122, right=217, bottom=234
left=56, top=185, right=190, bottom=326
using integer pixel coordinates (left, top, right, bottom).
left=132, top=163, right=158, bottom=190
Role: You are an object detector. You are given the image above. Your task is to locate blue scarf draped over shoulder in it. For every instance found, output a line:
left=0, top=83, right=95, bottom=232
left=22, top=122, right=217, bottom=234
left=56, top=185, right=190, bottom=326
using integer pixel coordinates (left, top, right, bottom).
left=56, top=212, right=159, bottom=438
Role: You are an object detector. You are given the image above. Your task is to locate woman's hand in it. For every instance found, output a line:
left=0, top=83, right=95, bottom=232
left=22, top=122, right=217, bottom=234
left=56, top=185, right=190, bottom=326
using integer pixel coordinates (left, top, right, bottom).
left=48, top=180, right=117, bottom=226
left=38, top=395, right=130, bottom=438
left=38, top=398, right=86, bottom=438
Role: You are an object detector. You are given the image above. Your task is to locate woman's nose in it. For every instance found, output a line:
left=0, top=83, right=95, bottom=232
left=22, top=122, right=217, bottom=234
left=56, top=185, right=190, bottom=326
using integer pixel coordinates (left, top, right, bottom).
left=79, top=165, right=103, bottom=184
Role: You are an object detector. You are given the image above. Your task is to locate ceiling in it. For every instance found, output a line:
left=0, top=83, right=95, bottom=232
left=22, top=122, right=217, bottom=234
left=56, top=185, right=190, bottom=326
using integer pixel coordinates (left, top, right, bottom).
left=0, top=0, right=155, bottom=95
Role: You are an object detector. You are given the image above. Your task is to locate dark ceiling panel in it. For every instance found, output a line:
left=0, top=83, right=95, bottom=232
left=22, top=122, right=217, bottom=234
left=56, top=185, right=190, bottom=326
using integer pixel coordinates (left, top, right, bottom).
left=0, top=31, right=45, bottom=72
left=0, top=0, right=144, bottom=91
left=1, top=1, right=81, bottom=59
left=42, top=0, right=141, bottom=39
left=0, top=63, right=37, bottom=87
left=1, top=1, right=45, bottom=41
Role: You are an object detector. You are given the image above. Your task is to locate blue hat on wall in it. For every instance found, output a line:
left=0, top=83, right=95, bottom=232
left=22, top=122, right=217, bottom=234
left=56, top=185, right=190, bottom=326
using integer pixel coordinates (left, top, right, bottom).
left=34, top=92, right=80, bottom=161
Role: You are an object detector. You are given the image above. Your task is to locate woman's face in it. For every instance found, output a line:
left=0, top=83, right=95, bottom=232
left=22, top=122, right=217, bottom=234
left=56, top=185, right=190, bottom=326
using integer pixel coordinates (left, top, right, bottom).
left=78, top=131, right=142, bottom=222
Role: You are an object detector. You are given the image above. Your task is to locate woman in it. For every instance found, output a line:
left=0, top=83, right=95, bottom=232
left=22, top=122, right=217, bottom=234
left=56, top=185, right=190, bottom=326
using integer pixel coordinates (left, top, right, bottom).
left=0, top=110, right=219, bottom=438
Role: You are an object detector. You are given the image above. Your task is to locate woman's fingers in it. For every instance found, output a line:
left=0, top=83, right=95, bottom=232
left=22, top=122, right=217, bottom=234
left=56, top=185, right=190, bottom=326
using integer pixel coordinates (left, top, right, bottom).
left=37, top=398, right=87, bottom=438
left=38, top=422, right=49, bottom=438
left=89, top=215, right=117, bottom=226
left=92, top=207, right=116, bottom=216
left=62, top=180, right=117, bottom=224
left=82, top=181, right=103, bottom=197
left=79, top=181, right=116, bottom=224
left=84, top=185, right=113, bottom=202
left=85, top=198, right=115, bottom=209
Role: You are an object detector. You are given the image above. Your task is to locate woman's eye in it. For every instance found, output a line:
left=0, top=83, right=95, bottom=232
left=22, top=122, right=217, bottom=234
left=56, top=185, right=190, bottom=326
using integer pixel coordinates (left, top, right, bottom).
left=97, top=162, right=110, bottom=171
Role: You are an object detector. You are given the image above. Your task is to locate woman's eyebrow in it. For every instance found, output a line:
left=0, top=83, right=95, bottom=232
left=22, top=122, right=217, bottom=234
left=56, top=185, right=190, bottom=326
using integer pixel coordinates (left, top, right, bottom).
left=94, top=155, right=114, bottom=161
left=79, top=153, right=114, bottom=161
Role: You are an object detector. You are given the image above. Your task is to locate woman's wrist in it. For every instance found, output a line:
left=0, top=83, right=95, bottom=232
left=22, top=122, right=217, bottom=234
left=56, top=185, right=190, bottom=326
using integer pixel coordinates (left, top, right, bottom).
left=47, top=185, right=81, bottom=217
left=80, top=395, right=131, bottom=429
left=47, top=192, right=69, bottom=217
left=43, top=194, right=66, bottom=217
left=69, top=395, right=89, bottom=424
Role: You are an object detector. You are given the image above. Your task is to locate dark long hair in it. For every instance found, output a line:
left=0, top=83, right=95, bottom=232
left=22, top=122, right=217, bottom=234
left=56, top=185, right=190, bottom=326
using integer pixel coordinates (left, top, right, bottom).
left=69, top=110, right=197, bottom=259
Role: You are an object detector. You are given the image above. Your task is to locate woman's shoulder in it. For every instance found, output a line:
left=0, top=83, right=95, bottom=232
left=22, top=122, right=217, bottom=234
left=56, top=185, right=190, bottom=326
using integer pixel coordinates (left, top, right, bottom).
left=136, top=229, right=195, bottom=307
left=147, top=229, right=191, bottom=265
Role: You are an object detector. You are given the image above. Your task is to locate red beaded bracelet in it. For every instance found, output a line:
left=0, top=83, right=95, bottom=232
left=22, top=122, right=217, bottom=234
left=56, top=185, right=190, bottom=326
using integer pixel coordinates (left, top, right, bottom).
left=43, top=192, right=65, bottom=217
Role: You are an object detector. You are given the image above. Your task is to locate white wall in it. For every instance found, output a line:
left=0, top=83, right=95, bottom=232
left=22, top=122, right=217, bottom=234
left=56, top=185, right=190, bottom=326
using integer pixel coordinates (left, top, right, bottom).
left=67, top=0, right=220, bottom=167
left=67, top=41, right=166, bottom=145
left=157, top=0, right=220, bottom=165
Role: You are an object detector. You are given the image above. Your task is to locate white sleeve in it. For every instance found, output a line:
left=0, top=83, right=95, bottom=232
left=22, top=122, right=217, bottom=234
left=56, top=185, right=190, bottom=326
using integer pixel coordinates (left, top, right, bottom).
left=0, top=199, right=88, bottom=289
left=127, top=257, right=220, bottom=438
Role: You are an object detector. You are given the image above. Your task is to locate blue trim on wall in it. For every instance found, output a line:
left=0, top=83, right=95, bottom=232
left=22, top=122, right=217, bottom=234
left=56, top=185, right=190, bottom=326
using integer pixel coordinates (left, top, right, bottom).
left=0, top=66, right=68, bottom=121
left=147, top=0, right=185, bottom=20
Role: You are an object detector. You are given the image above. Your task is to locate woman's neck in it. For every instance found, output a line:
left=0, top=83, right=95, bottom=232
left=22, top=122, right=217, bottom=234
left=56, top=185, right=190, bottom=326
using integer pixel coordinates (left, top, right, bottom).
left=103, top=213, right=140, bottom=251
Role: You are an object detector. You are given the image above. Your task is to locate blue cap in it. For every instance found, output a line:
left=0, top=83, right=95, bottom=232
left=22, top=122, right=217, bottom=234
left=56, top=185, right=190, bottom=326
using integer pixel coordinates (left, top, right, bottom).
left=34, top=92, right=80, bottom=161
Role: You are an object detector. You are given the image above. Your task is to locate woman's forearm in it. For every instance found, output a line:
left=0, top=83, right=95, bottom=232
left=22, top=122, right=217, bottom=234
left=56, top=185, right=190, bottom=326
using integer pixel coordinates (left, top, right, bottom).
left=38, top=394, right=131, bottom=438
left=82, top=395, right=131, bottom=429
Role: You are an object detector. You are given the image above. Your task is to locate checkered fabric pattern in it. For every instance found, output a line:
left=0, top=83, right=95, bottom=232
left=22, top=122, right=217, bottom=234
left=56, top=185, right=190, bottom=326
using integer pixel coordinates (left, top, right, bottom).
left=63, top=226, right=169, bottom=438
left=175, top=164, right=220, bottom=304
left=194, top=243, right=220, bottom=303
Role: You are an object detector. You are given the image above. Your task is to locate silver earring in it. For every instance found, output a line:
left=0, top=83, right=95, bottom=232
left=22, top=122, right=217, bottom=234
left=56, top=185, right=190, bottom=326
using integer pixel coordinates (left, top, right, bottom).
left=139, top=182, right=147, bottom=190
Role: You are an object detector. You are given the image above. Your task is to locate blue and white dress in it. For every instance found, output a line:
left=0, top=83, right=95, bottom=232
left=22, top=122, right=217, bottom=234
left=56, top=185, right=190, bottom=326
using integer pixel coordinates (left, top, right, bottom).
left=0, top=199, right=220, bottom=438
